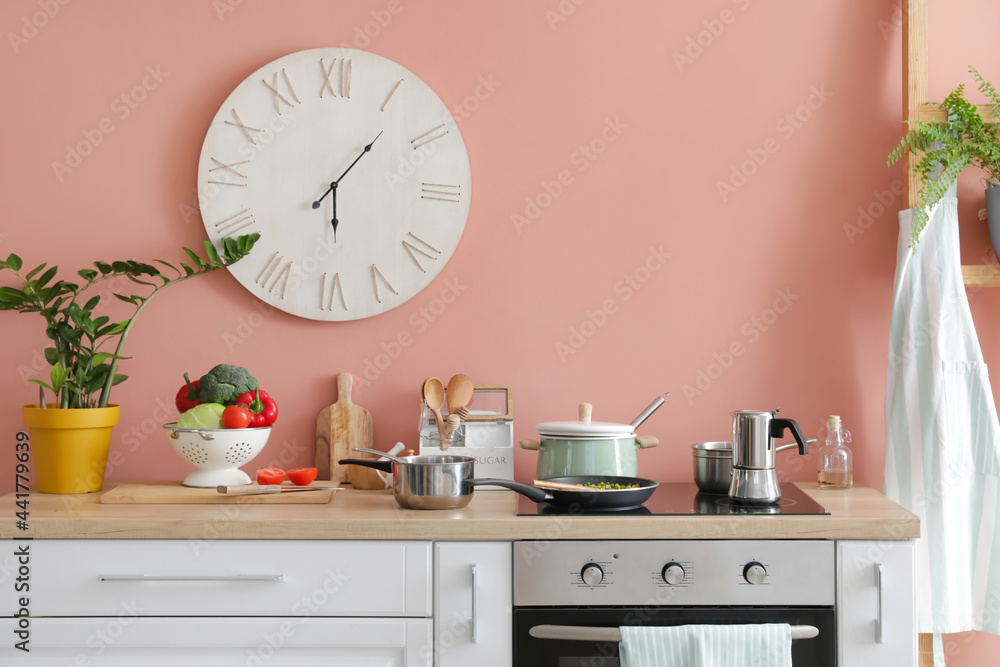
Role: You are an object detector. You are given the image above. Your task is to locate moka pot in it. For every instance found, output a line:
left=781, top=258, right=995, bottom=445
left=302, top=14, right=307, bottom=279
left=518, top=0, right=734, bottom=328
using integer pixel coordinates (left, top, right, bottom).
left=729, top=409, right=809, bottom=504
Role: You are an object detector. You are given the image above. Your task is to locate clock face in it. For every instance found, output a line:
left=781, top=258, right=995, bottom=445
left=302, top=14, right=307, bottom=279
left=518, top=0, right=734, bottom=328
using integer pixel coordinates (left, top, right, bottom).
left=198, top=48, right=471, bottom=321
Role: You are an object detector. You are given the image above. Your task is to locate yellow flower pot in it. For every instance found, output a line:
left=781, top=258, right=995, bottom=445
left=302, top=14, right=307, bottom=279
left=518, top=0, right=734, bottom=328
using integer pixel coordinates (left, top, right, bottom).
left=22, top=404, right=119, bottom=494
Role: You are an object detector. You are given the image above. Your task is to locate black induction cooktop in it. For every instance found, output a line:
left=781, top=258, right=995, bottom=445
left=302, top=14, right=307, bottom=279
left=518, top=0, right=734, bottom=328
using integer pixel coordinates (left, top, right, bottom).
left=515, top=482, right=830, bottom=516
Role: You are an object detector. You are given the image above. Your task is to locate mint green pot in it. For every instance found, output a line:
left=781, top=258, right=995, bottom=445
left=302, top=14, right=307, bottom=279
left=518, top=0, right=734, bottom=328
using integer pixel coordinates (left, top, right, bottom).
left=519, top=434, right=659, bottom=479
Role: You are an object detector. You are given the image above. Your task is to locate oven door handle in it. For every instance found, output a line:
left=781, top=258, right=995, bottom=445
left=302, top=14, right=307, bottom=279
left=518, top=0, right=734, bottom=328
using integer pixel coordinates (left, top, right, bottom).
left=528, top=624, right=820, bottom=643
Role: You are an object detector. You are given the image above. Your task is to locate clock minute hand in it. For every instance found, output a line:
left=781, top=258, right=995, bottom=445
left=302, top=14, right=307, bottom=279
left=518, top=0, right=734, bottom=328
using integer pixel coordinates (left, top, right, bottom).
left=334, top=130, right=383, bottom=184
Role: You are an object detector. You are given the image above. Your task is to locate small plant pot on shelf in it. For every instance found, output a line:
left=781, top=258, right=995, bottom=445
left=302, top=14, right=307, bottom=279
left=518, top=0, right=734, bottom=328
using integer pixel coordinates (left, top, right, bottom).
left=22, top=404, right=119, bottom=494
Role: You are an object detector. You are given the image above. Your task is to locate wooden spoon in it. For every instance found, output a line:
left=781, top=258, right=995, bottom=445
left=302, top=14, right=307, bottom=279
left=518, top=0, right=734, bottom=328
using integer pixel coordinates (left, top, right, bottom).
left=422, top=377, right=446, bottom=437
left=446, top=374, right=475, bottom=428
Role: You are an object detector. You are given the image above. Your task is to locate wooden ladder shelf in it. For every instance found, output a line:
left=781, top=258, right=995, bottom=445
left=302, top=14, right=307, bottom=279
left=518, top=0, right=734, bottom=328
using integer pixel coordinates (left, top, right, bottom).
left=903, top=4, right=997, bottom=287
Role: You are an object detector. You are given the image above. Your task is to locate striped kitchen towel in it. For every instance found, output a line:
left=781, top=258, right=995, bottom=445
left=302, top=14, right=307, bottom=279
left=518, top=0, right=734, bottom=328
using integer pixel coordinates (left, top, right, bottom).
left=619, top=624, right=792, bottom=667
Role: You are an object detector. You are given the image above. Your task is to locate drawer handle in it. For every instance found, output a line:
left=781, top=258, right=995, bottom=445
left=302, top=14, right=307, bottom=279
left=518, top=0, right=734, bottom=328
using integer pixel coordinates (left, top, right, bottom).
left=875, top=562, right=884, bottom=644
left=470, top=563, right=479, bottom=643
left=99, top=574, right=284, bottom=582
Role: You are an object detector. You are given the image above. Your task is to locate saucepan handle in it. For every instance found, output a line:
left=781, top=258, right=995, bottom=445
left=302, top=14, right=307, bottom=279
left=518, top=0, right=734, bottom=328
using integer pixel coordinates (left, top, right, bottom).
left=775, top=438, right=817, bottom=454
left=465, top=478, right=551, bottom=502
left=635, top=435, right=659, bottom=449
left=337, top=458, right=394, bottom=474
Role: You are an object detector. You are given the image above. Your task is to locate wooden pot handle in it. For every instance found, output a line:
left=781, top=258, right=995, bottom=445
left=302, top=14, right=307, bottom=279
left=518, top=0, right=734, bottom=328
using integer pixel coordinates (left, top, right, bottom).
left=636, top=435, right=659, bottom=449
left=518, top=439, right=540, bottom=451
left=579, top=403, right=593, bottom=422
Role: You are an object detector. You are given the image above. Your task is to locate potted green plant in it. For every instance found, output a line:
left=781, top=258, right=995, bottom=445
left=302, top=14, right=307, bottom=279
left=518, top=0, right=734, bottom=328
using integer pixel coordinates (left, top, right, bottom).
left=887, top=65, right=1000, bottom=247
left=0, top=233, right=259, bottom=493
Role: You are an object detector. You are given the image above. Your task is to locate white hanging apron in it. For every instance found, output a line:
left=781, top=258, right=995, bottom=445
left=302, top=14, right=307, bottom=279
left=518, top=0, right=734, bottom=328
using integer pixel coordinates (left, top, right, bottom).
left=884, top=188, right=1000, bottom=665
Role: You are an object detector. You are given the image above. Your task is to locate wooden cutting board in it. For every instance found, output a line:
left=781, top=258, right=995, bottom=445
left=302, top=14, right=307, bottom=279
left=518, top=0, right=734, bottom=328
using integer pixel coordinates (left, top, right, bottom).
left=100, top=482, right=337, bottom=504
left=315, top=372, right=373, bottom=483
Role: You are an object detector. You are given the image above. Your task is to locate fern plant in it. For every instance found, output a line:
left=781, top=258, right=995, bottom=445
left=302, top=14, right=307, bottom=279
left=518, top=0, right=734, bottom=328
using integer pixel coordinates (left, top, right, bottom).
left=887, top=66, right=1000, bottom=246
left=0, top=234, right=259, bottom=409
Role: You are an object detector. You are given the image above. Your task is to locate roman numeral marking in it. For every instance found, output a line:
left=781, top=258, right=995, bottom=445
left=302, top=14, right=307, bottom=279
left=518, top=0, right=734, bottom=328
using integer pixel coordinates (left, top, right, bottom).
left=209, top=157, right=249, bottom=180
left=371, top=264, right=397, bottom=303
left=319, top=58, right=352, bottom=98
left=321, top=272, right=347, bottom=311
left=262, top=69, right=300, bottom=114
left=213, top=208, right=255, bottom=237
left=402, top=231, right=442, bottom=273
left=256, top=253, right=293, bottom=298
left=320, top=58, right=337, bottom=98
left=421, top=182, right=461, bottom=203
left=381, top=78, right=403, bottom=111
left=411, top=124, right=448, bottom=149
left=224, top=108, right=264, bottom=144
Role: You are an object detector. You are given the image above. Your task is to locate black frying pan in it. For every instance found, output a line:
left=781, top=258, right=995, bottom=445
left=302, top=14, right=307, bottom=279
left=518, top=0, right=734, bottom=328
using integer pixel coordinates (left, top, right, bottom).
left=466, top=475, right=658, bottom=511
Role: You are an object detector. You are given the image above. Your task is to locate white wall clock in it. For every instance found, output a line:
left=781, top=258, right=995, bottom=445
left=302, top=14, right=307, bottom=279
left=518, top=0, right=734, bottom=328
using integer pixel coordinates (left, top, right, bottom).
left=198, top=48, right=472, bottom=321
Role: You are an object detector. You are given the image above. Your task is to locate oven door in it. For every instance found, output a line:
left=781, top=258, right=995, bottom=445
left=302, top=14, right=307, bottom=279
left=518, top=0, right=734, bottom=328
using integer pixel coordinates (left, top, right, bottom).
left=514, top=606, right=836, bottom=667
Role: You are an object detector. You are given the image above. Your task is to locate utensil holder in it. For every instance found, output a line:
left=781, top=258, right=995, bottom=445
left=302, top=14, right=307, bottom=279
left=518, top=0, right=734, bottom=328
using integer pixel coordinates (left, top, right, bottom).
left=418, top=385, right=514, bottom=482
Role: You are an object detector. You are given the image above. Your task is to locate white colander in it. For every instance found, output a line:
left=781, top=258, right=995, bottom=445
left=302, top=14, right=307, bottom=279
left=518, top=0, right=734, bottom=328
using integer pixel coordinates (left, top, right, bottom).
left=164, top=423, right=271, bottom=487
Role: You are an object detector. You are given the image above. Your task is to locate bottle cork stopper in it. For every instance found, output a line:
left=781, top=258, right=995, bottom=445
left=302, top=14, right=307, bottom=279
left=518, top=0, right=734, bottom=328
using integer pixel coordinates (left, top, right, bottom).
left=826, top=415, right=842, bottom=431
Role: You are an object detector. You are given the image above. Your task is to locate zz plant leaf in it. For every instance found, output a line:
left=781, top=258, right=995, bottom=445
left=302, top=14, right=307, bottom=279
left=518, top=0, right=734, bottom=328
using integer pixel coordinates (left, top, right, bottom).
left=0, top=233, right=259, bottom=409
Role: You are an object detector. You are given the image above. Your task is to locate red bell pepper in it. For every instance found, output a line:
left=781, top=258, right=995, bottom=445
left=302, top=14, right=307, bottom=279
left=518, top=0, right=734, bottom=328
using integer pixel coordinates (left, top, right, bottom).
left=236, top=389, right=278, bottom=427
left=174, top=373, right=202, bottom=413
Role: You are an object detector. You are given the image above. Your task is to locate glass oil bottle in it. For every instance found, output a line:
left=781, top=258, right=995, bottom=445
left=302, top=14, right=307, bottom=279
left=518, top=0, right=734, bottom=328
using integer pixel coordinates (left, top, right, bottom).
left=817, top=414, right=853, bottom=489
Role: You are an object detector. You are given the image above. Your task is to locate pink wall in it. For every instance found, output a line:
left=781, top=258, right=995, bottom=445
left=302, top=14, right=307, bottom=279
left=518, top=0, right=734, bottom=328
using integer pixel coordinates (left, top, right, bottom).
left=2, top=1, right=999, bottom=662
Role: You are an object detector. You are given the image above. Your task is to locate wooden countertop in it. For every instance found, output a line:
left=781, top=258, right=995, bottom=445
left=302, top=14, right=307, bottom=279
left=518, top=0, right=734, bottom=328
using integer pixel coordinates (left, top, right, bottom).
left=0, top=482, right=918, bottom=540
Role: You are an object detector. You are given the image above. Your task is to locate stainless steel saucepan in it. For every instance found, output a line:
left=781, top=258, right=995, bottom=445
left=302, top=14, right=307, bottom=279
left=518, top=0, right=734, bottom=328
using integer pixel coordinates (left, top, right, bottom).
left=339, top=451, right=476, bottom=509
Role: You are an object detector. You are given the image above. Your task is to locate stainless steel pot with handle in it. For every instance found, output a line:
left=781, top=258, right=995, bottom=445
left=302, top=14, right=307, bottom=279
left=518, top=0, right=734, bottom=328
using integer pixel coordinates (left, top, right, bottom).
left=339, top=452, right=477, bottom=509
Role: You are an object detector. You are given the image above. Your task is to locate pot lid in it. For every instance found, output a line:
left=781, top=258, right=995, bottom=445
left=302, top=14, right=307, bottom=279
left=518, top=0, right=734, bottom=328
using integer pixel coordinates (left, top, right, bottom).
left=535, top=420, right=636, bottom=438
left=536, top=403, right=635, bottom=438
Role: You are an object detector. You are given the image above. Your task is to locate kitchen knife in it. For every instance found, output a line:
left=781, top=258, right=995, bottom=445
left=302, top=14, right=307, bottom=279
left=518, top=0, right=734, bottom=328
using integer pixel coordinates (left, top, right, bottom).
left=216, top=485, right=341, bottom=495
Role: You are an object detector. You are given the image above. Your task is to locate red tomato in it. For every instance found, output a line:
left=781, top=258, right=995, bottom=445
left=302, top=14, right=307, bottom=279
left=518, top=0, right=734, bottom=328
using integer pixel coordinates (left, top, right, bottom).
left=221, top=405, right=252, bottom=430
left=256, top=467, right=286, bottom=485
left=286, top=467, right=318, bottom=485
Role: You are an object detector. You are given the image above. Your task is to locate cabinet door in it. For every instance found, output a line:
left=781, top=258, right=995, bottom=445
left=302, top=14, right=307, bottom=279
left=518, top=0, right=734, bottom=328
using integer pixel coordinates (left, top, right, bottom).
left=837, top=539, right=917, bottom=666
left=434, top=542, right=512, bottom=667
left=0, top=617, right=432, bottom=666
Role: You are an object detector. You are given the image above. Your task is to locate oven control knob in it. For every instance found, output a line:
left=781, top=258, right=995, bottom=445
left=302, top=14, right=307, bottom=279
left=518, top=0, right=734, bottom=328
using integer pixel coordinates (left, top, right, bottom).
left=743, top=561, right=767, bottom=585
left=661, top=562, right=686, bottom=586
left=580, top=563, right=604, bottom=586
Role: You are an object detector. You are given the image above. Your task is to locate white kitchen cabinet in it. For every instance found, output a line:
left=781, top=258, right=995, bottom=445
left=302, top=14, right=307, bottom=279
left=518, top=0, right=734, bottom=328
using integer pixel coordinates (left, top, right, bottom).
left=2, top=539, right=434, bottom=666
left=836, top=539, right=917, bottom=666
left=0, top=617, right=432, bottom=666
left=434, top=541, right=512, bottom=667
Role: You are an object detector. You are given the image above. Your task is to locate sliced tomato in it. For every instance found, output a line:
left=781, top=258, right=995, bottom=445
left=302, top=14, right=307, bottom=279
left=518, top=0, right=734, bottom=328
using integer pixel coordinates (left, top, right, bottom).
left=256, top=467, right=286, bottom=485
left=286, top=467, right=318, bottom=485
left=221, top=405, right=252, bottom=430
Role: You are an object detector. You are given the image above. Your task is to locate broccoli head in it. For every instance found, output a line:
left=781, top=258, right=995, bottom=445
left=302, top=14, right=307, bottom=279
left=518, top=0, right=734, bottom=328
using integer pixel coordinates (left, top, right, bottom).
left=198, top=364, right=258, bottom=405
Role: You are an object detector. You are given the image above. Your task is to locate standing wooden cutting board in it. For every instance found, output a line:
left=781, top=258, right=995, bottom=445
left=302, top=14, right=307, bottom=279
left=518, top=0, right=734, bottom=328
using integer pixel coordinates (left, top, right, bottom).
left=315, top=373, right=373, bottom=482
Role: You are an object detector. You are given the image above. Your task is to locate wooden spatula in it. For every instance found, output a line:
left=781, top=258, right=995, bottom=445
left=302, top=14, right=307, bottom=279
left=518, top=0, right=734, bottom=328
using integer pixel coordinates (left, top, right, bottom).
left=315, top=373, right=373, bottom=482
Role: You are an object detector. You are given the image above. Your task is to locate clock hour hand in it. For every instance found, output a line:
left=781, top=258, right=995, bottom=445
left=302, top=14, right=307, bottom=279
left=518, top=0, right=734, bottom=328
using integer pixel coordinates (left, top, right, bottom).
left=312, top=181, right=336, bottom=209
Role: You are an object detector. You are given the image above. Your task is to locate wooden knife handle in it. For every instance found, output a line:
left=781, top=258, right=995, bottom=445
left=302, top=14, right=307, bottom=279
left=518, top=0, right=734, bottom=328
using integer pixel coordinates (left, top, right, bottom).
left=217, top=485, right=282, bottom=495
